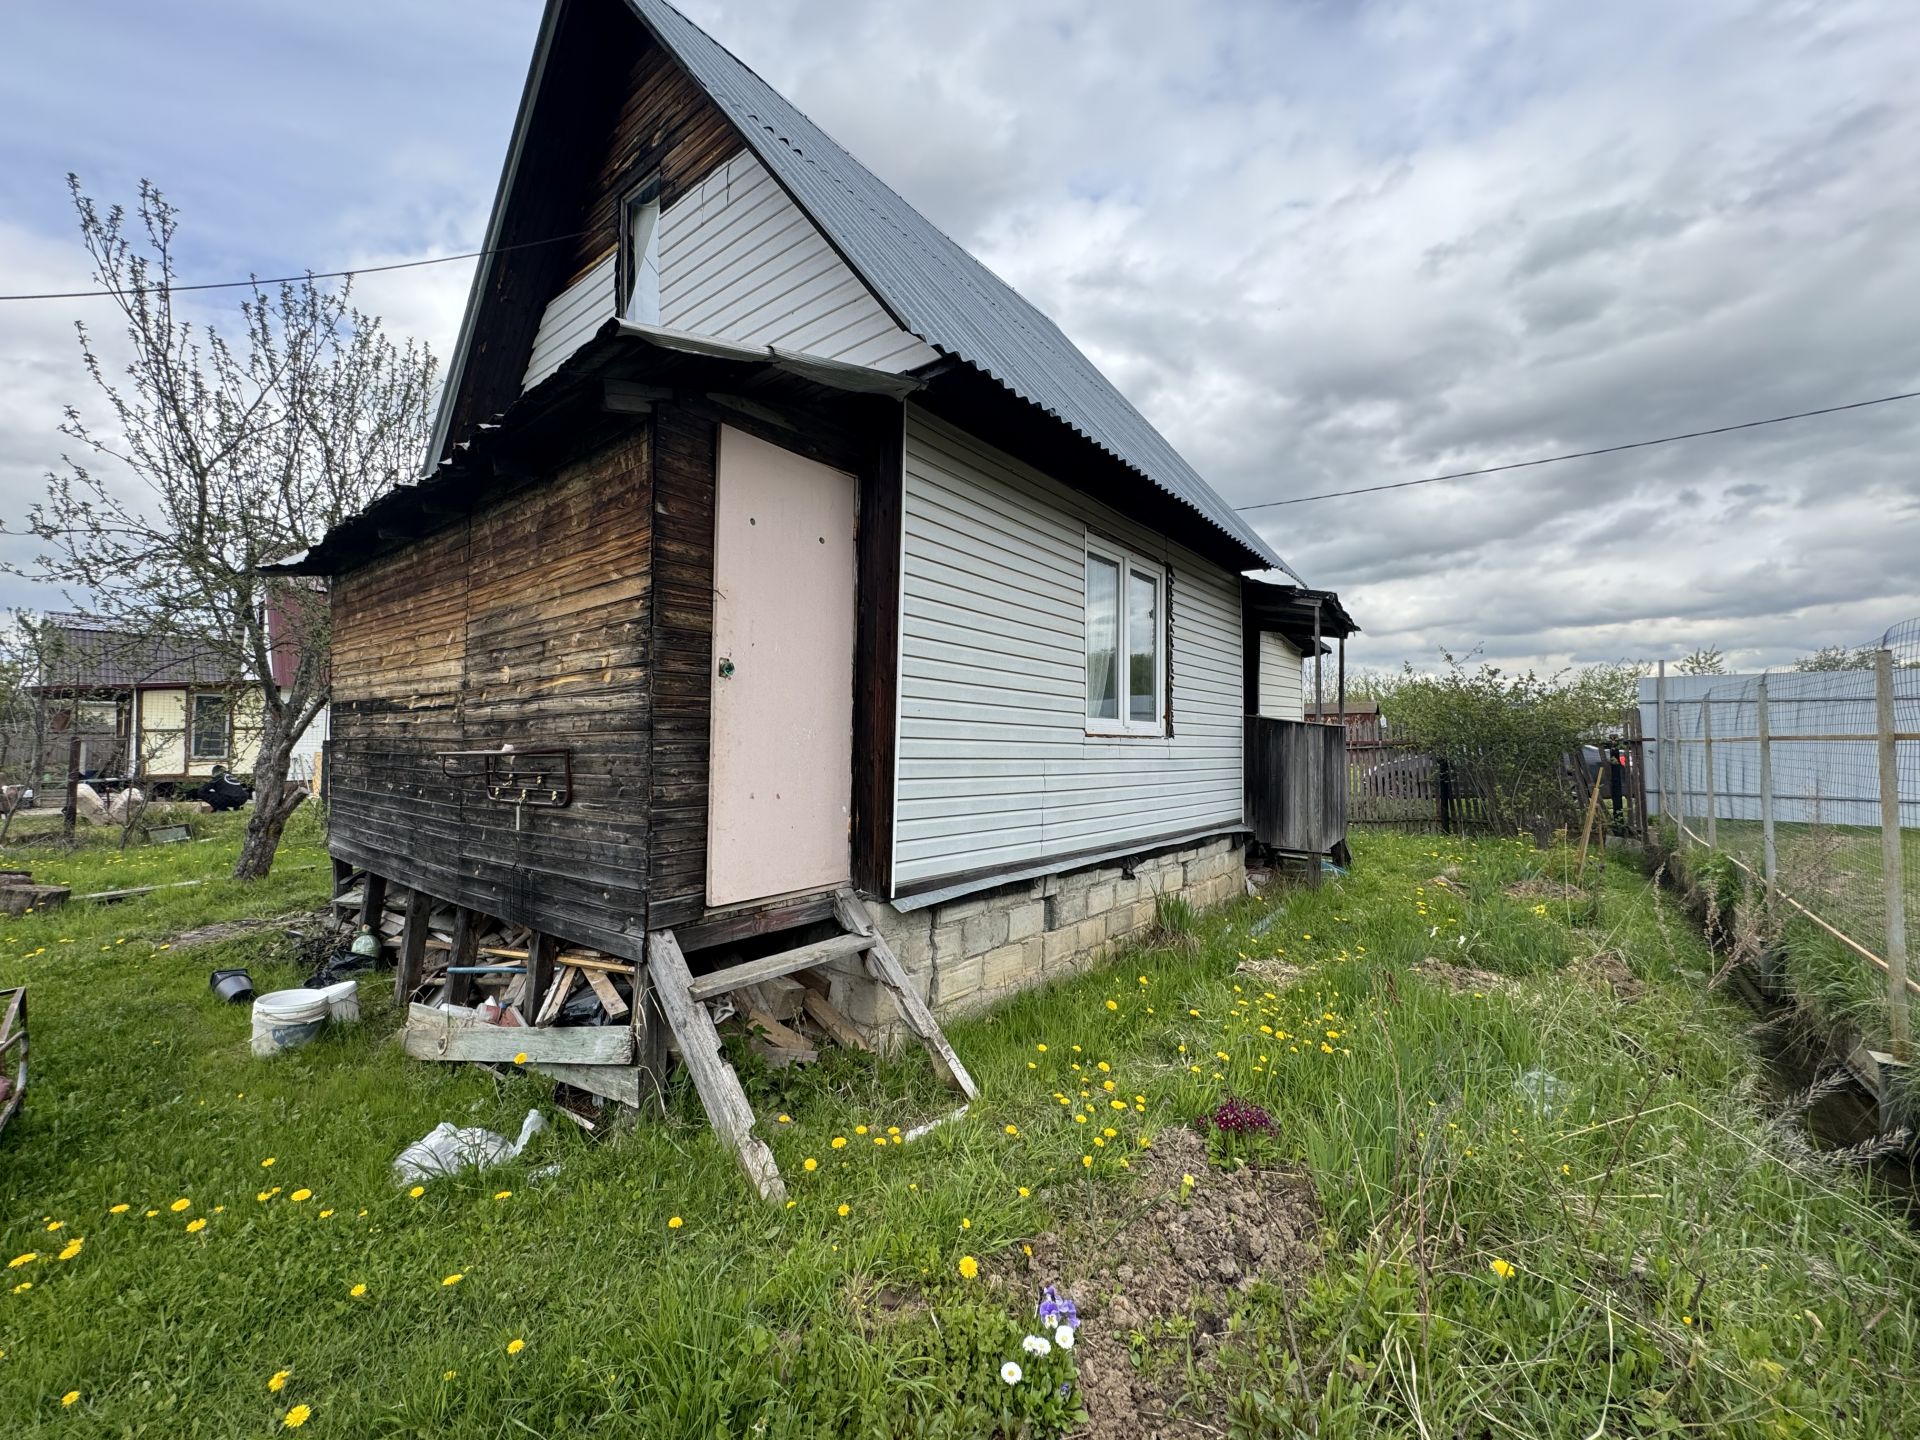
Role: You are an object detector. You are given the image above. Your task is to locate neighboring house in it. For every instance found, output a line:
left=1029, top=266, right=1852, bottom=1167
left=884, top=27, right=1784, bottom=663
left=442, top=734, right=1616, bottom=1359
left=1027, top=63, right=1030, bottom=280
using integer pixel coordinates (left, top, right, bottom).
left=29, top=614, right=325, bottom=790
left=275, top=0, right=1354, bottom=1021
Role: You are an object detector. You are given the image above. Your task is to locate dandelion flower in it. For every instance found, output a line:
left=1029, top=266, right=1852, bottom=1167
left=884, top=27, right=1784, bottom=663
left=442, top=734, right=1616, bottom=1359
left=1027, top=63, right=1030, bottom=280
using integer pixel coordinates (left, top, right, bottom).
left=170, top=1198, right=191, bottom=1213
left=1082, top=1155, right=1093, bottom=1168
left=836, top=1204, right=850, bottom=1218
left=960, top=1217, right=972, bottom=1230
left=443, top=1369, right=458, bottom=1381
left=667, top=1216, right=684, bottom=1230
left=109, top=1204, right=129, bottom=1215
left=1105, top=1000, right=1118, bottom=1011
left=957, top=1254, right=979, bottom=1280
left=1489, top=1258, right=1516, bottom=1281
left=6, top=1254, right=34, bottom=1269
left=1034, top=1043, right=1047, bottom=1052
left=45, top=1220, right=63, bottom=1232
left=442, top=1272, right=464, bottom=1287
left=261, top=1157, right=277, bottom=1168
left=854, top=1125, right=869, bottom=1136
left=512, top=1052, right=528, bottom=1065
left=1017, top=1187, right=1031, bottom=1198
left=318, top=1209, right=333, bottom=1219
left=776, top=1113, right=791, bottom=1124
left=1004, top=1124, right=1018, bottom=1136
left=409, top=1186, right=425, bottom=1199
left=350, top=1283, right=367, bottom=1297
left=185, top=1219, right=207, bottom=1235
left=506, top=1338, right=526, bottom=1355
left=268, top=1369, right=291, bottom=1392
left=284, top=1403, right=312, bottom=1428
left=802, top=1158, right=819, bottom=1172
left=1022, top=1333, right=1052, bottom=1357
left=10, top=1282, right=30, bottom=1294
left=999, top=1360, right=1022, bottom=1385
left=61, top=1390, right=80, bottom=1406
left=831, top=1136, right=847, bottom=1150
left=290, top=1189, right=312, bottom=1203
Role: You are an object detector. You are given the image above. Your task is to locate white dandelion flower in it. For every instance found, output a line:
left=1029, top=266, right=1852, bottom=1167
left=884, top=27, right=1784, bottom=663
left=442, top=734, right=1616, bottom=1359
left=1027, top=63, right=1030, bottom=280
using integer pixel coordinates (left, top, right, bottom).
left=1000, top=1361, right=1023, bottom=1385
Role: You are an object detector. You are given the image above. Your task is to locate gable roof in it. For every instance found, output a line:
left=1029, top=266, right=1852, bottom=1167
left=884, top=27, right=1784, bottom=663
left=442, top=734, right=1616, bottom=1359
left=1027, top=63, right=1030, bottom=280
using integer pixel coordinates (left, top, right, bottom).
left=433, top=0, right=1297, bottom=580
left=32, top=614, right=237, bottom=691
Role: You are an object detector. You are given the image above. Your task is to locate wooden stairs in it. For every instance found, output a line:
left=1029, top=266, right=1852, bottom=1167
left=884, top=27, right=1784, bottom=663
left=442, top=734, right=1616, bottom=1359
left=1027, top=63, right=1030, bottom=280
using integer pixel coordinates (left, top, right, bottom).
left=650, top=888, right=978, bottom=1203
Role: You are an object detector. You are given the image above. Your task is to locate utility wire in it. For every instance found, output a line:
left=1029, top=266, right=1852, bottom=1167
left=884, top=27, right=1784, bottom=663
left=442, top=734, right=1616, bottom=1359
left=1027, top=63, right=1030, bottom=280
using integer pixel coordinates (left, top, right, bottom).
left=1234, top=388, right=1920, bottom=512
left=0, top=229, right=587, bottom=302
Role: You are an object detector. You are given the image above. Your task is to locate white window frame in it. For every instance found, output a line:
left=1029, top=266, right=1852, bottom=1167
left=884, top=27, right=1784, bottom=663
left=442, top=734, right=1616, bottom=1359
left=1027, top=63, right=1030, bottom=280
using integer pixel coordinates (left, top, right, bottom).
left=619, top=174, right=663, bottom=326
left=1084, top=536, right=1167, bottom=737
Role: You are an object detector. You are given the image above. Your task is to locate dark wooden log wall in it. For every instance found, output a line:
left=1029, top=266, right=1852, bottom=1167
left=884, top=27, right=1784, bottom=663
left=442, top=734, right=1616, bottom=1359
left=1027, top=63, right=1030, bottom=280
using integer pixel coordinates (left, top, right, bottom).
left=440, top=2, right=743, bottom=460
left=329, top=427, right=654, bottom=956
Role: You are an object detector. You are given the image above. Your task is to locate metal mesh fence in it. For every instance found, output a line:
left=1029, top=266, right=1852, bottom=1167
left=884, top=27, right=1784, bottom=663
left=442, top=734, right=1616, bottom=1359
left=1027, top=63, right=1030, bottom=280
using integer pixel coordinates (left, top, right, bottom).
left=1643, top=621, right=1919, bottom=1051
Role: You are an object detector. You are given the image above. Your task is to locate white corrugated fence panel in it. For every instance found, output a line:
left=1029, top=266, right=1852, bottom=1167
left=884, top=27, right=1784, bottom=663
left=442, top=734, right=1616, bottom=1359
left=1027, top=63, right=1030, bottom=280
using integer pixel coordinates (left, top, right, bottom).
left=894, top=409, right=1245, bottom=889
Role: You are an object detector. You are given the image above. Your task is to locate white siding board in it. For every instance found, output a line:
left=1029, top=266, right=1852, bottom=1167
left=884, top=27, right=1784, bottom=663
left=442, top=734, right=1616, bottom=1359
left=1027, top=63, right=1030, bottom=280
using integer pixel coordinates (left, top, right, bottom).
left=1257, top=634, right=1305, bottom=721
left=894, top=409, right=1246, bottom=889
left=523, top=252, right=616, bottom=389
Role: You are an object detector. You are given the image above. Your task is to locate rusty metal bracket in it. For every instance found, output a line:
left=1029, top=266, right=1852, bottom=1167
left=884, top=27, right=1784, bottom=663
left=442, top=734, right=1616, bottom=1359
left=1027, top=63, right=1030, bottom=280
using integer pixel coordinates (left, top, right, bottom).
left=435, top=748, right=574, bottom=810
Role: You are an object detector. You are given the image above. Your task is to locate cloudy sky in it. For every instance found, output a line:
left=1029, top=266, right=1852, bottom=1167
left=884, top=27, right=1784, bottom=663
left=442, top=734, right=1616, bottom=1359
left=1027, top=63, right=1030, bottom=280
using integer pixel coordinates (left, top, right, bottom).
left=3, top=0, right=1916, bottom=674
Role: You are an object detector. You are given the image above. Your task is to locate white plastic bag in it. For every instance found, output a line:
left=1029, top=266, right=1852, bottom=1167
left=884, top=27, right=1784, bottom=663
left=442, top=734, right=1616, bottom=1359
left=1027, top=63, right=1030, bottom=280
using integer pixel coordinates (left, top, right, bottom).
left=392, top=1108, right=547, bottom=1186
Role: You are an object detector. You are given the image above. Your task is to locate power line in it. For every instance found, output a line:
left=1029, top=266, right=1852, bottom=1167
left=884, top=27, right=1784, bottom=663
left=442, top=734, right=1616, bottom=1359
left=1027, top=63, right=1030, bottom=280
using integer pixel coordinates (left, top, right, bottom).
left=1234, top=388, right=1920, bottom=512
left=0, top=229, right=588, bottom=302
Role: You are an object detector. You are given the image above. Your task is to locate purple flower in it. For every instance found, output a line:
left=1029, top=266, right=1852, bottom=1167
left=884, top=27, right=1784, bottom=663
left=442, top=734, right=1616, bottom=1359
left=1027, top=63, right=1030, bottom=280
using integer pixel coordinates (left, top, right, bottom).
left=1037, top=1284, right=1079, bottom=1330
left=1211, top=1097, right=1275, bottom=1135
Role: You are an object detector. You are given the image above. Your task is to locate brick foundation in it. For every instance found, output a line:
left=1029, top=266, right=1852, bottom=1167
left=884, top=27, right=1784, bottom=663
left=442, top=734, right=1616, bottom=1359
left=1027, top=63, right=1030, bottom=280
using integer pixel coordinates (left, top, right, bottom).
left=834, top=836, right=1246, bottom=1041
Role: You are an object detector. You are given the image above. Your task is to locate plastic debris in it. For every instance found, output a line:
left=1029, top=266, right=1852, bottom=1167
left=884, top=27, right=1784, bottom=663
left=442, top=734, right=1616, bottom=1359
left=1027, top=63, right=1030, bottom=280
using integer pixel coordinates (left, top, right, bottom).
left=1514, top=1067, right=1569, bottom=1117
left=392, top=1109, right=547, bottom=1186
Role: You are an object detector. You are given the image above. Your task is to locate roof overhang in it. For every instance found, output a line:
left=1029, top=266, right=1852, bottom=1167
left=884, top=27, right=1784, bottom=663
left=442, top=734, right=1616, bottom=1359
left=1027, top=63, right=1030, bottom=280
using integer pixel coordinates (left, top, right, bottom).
left=1243, top=577, right=1359, bottom=654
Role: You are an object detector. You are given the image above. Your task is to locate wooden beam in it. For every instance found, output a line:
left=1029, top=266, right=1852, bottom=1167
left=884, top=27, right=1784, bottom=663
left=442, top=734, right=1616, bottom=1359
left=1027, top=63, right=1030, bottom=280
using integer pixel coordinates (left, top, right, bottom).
left=582, top=965, right=630, bottom=1020
left=647, top=928, right=786, bottom=1203
left=524, top=932, right=557, bottom=1023
left=534, top=966, right=581, bottom=1027
left=802, top=989, right=870, bottom=1052
left=834, top=890, right=978, bottom=1100
left=403, top=1004, right=633, bottom=1065
left=394, top=887, right=430, bottom=1007
left=686, top=932, right=873, bottom=1001
left=604, top=379, right=672, bottom=412
left=446, top=908, right=480, bottom=1006
left=357, top=872, right=388, bottom=933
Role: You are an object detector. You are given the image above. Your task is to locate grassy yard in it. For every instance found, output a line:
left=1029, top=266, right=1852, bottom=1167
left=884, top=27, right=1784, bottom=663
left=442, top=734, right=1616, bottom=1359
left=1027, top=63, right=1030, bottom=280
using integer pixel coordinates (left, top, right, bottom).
left=2, top=816, right=1919, bottom=1437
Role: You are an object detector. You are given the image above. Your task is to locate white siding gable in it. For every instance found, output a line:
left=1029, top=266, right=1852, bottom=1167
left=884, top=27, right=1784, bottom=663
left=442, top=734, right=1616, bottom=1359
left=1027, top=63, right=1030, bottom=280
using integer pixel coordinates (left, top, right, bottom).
left=894, top=409, right=1245, bottom=892
left=1257, top=633, right=1304, bottom=721
left=523, top=149, right=938, bottom=392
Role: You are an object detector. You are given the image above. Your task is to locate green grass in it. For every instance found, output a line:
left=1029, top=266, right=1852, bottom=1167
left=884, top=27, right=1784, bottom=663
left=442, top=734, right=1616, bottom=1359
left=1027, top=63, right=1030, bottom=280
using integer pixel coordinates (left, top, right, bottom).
left=2, top=822, right=1918, bottom=1436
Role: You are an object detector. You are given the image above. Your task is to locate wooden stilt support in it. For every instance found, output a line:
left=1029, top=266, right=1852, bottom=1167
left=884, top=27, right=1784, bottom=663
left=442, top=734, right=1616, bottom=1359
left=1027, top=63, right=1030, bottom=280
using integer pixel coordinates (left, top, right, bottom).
left=446, top=908, right=480, bottom=1007
left=394, top=887, right=430, bottom=1006
left=834, top=889, right=979, bottom=1100
left=357, top=873, right=388, bottom=936
left=647, top=928, right=786, bottom=1203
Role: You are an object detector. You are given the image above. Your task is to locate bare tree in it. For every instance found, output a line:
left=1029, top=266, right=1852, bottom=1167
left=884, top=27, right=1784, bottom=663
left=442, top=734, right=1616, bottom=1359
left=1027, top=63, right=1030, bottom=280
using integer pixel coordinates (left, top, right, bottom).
left=0, top=613, right=70, bottom=843
left=7, top=179, right=436, bottom=878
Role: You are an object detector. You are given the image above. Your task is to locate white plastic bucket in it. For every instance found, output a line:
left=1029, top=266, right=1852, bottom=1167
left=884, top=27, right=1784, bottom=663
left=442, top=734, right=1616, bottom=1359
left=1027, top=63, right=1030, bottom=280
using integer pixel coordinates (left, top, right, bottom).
left=315, top=979, right=361, bottom=1024
left=251, top=989, right=330, bottom=1057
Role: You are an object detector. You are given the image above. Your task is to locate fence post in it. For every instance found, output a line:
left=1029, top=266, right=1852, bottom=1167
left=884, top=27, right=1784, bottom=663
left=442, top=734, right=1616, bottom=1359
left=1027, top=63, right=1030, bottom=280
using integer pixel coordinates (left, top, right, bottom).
left=1757, top=677, right=1777, bottom=891
left=1656, top=661, right=1673, bottom=845
left=1702, top=690, right=1716, bottom=849
left=1437, top=758, right=1454, bottom=835
left=1874, top=648, right=1911, bottom=1059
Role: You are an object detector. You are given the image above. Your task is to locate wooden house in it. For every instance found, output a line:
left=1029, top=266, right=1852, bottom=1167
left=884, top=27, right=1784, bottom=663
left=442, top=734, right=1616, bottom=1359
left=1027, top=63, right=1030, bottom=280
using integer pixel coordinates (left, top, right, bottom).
left=277, top=0, right=1354, bottom=1188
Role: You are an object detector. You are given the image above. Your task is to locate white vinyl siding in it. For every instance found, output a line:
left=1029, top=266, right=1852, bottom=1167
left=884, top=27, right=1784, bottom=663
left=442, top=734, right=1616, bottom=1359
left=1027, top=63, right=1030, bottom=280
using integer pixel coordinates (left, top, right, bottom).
left=659, top=151, right=938, bottom=372
left=894, top=408, right=1245, bottom=890
left=1257, top=633, right=1304, bottom=721
left=521, top=149, right=937, bottom=394
left=524, top=252, right=617, bottom=389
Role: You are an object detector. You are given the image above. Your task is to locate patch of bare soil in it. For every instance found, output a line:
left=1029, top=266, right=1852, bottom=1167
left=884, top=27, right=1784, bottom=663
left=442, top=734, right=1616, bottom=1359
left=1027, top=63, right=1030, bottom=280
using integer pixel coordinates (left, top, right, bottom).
left=169, top=910, right=325, bottom=951
left=1411, top=955, right=1513, bottom=994
left=1504, top=876, right=1587, bottom=903
left=987, top=1126, right=1321, bottom=1439
left=1570, top=948, right=1644, bottom=1000
left=1233, top=956, right=1311, bottom=989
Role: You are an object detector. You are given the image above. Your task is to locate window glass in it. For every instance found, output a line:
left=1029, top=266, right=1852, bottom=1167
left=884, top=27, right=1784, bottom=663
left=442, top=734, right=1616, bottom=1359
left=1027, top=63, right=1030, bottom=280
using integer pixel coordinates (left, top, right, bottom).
left=191, top=694, right=229, bottom=760
left=1085, top=553, right=1120, bottom=721
left=1127, top=568, right=1159, bottom=724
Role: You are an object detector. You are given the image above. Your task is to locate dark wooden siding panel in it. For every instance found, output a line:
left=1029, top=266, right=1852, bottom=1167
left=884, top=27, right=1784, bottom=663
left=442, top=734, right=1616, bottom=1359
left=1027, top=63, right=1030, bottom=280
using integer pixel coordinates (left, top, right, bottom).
left=329, top=426, right=654, bottom=953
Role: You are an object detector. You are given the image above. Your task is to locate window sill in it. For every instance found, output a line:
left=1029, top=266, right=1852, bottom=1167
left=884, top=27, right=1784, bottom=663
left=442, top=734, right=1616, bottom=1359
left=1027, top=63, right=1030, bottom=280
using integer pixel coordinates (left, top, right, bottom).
left=1084, top=724, right=1167, bottom=740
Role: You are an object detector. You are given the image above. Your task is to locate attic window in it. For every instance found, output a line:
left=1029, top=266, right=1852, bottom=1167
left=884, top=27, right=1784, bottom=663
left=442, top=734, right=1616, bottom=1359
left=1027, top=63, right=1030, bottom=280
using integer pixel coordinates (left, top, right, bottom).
left=1085, top=539, right=1166, bottom=736
left=620, top=177, right=662, bottom=325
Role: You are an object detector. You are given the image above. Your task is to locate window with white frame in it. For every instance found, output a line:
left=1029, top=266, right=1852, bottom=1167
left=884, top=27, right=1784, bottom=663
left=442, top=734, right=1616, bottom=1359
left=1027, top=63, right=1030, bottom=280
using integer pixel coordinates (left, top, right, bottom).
left=190, top=693, right=231, bottom=760
left=619, top=176, right=663, bottom=325
left=1084, top=540, right=1165, bottom=734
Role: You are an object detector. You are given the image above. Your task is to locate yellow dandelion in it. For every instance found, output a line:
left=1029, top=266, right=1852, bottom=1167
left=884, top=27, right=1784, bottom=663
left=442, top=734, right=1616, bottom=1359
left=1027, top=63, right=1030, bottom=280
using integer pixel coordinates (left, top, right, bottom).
left=11, top=1282, right=31, bottom=1294
left=261, top=1157, right=277, bottom=1168
left=284, top=1402, right=312, bottom=1428
left=1082, top=1154, right=1093, bottom=1168
left=960, top=1217, right=972, bottom=1230
left=1489, top=1258, right=1516, bottom=1281
left=776, top=1113, right=791, bottom=1124
left=506, top=1338, right=526, bottom=1355
left=957, top=1254, right=979, bottom=1279
left=109, top=1204, right=129, bottom=1215
left=350, top=1283, right=367, bottom=1297
left=873, top=1136, right=886, bottom=1146
left=169, top=1198, right=191, bottom=1213
left=836, top=1203, right=850, bottom=1218
left=1035, top=1043, right=1048, bottom=1052
left=443, top=1369, right=458, bottom=1381
left=512, top=1052, right=529, bottom=1065
left=44, top=1220, right=63, bottom=1232
left=1017, top=1186, right=1031, bottom=1198
left=6, top=1253, right=34, bottom=1269
left=442, top=1272, right=464, bottom=1287
left=184, top=1219, right=207, bottom=1235
left=318, top=1209, right=334, bottom=1219
left=854, top=1125, right=869, bottom=1136
left=1004, top=1124, right=1019, bottom=1136
left=1105, top=1000, right=1118, bottom=1011
left=409, top=1186, right=425, bottom=1199
left=268, top=1369, right=291, bottom=1392
left=803, top=1157, right=819, bottom=1172
left=830, top=1136, right=847, bottom=1150
left=667, top=1216, right=684, bottom=1230
left=61, top=1390, right=80, bottom=1406
left=290, top=1189, right=312, bottom=1203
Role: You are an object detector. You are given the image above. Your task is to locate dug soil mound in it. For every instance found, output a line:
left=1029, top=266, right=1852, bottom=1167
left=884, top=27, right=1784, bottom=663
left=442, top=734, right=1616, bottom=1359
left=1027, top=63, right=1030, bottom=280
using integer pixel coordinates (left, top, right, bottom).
left=989, top=1126, right=1321, bottom=1439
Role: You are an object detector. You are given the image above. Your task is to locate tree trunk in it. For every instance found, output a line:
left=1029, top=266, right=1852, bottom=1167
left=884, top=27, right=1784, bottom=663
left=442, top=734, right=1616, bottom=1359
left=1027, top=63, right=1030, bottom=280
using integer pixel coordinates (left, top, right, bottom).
left=233, top=719, right=302, bottom=881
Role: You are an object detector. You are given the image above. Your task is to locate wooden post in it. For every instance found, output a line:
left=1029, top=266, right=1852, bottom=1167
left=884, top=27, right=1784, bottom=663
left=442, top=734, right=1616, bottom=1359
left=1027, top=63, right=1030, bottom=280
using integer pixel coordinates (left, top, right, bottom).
left=61, top=735, right=80, bottom=844
left=1875, top=648, right=1911, bottom=1059
left=1437, top=757, right=1454, bottom=835
left=446, top=908, right=480, bottom=1007
left=1336, top=633, right=1347, bottom=729
left=357, top=873, right=388, bottom=935
left=394, top=887, right=430, bottom=1006
left=1757, top=677, right=1777, bottom=893
left=1702, top=692, right=1716, bottom=849
left=524, top=931, right=557, bottom=1024
left=1575, top=766, right=1606, bottom=873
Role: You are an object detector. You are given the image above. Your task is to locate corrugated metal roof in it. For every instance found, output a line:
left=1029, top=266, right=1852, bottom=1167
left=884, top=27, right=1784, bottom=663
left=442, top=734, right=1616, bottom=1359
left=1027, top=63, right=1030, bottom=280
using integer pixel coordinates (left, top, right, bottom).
left=625, top=0, right=1297, bottom=580
left=33, top=614, right=236, bottom=690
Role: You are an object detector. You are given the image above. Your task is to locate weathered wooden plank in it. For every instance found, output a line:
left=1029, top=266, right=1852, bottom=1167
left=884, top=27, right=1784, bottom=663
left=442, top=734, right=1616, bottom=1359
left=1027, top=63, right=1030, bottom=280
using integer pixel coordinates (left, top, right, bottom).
left=403, top=1004, right=633, bottom=1065
left=834, top=890, right=978, bottom=1099
left=395, top=887, right=431, bottom=1006
left=647, top=929, right=786, bottom=1203
left=802, top=989, right=870, bottom=1052
left=686, top=933, right=873, bottom=1002
left=582, top=965, right=630, bottom=1020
